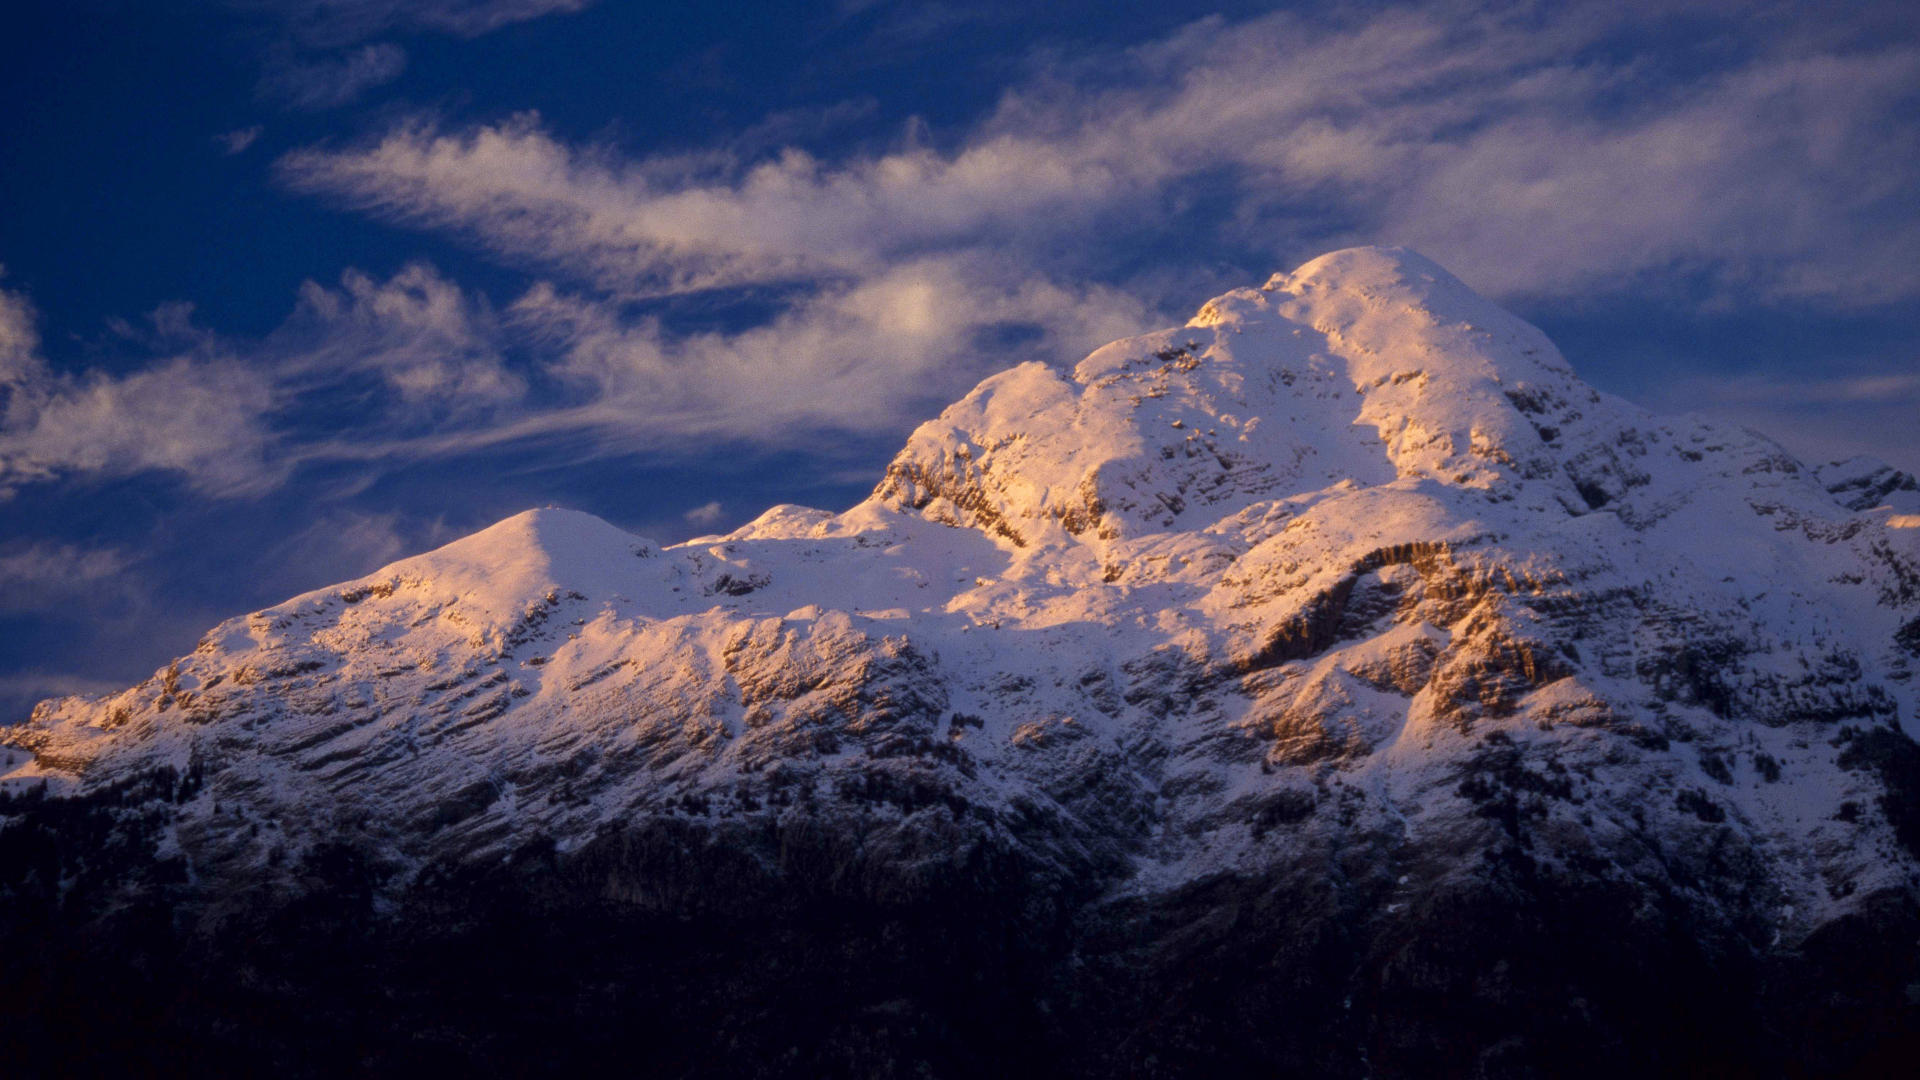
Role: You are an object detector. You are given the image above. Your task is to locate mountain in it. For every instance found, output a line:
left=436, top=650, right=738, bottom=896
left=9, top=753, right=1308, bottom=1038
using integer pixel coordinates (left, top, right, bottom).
left=4, top=247, right=1918, bottom=1078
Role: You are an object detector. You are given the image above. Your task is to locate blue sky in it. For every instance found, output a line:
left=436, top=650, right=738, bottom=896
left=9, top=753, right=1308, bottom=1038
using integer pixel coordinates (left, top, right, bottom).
left=2, top=0, right=1917, bottom=719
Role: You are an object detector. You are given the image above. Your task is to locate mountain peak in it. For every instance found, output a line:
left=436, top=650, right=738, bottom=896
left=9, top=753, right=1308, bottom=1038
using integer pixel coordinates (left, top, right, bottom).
left=1268, top=244, right=1457, bottom=293
left=875, top=249, right=1659, bottom=548
left=1208, top=244, right=1574, bottom=381
left=274, top=506, right=654, bottom=634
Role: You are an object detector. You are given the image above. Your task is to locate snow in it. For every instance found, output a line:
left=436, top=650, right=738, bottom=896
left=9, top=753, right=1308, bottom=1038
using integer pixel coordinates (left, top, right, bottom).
left=6, top=246, right=1918, bottom=934
left=0, top=743, right=74, bottom=796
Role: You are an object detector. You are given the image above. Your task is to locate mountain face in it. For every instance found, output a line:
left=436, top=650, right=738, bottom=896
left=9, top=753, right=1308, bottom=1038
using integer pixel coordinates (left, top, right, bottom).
left=5, top=248, right=1920, bottom=1077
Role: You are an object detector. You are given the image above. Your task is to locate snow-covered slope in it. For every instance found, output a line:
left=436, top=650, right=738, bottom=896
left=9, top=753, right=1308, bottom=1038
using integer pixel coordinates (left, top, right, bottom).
left=5, top=248, right=1919, bottom=1073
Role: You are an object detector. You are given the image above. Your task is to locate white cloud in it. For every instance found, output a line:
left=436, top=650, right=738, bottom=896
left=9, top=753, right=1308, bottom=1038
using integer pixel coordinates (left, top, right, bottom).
left=502, top=252, right=1151, bottom=444
left=284, top=119, right=859, bottom=297
left=217, top=126, right=266, bottom=155
left=1640, top=360, right=1920, bottom=473
left=0, top=355, right=281, bottom=498
left=3, top=280, right=279, bottom=497
left=280, top=3, right=1920, bottom=309
left=0, top=265, right=531, bottom=498
left=260, top=42, right=407, bottom=110
left=0, top=543, right=131, bottom=612
left=278, top=262, right=523, bottom=415
left=241, top=0, right=590, bottom=115
left=683, top=500, right=724, bottom=526
left=261, top=508, right=428, bottom=583
left=240, top=0, right=592, bottom=47
left=0, top=671, right=128, bottom=714
left=15, top=1, right=1920, bottom=499
left=1681, top=371, right=1920, bottom=409
left=0, top=277, right=42, bottom=385
left=1367, top=49, right=1920, bottom=304
left=255, top=0, right=1920, bottom=482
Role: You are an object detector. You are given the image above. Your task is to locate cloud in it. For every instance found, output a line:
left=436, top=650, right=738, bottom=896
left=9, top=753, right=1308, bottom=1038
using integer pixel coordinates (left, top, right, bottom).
left=0, top=265, right=530, bottom=498
left=259, top=508, right=434, bottom=583
left=0, top=275, right=42, bottom=385
left=0, top=542, right=132, bottom=613
left=278, top=111, right=1151, bottom=300
left=224, top=2, right=1899, bottom=481
left=239, top=0, right=593, bottom=47
left=284, top=119, right=866, bottom=297
left=502, top=252, right=1149, bottom=440
left=1681, top=372, right=1920, bottom=409
left=17, top=1, right=1920, bottom=501
left=239, top=0, right=591, bottom=116
left=683, top=500, right=724, bottom=525
left=281, top=3, right=1920, bottom=310
left=259, top=42, right=407, bottom=110
left=10, top=239, right=1028, bottom=499
left=1643, top=359, right=1920, bottom=472
left=0, top=355, right=281, bottom=499
left=261, top=0, right=1920, bottom=473
left=1366, top=48, right=1920, bottom=304
left=217, top=126, right=266, bottom=155
left=1, top=282, right=276, bottom=496
left=277, top=262, right=523, bottom=417
left=0, top=671, right=128, bottom=719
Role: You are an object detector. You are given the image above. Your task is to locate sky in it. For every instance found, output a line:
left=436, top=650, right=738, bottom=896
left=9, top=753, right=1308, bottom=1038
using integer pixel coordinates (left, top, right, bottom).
left=1, top=0, right=1917, bottom=720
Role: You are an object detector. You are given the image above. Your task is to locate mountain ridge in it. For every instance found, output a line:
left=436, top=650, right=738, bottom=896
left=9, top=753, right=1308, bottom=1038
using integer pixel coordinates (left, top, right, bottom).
left=4, top=246, right=1919, bottom=1077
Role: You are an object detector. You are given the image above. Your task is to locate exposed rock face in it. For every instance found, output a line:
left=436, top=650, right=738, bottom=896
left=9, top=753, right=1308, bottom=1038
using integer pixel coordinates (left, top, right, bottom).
left=5, top=248, right=1918, bottom=1077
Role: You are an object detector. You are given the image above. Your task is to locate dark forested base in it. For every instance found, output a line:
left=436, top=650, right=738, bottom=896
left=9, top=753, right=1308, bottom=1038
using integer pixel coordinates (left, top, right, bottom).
left=4, top=794, right=1918, bottom=1079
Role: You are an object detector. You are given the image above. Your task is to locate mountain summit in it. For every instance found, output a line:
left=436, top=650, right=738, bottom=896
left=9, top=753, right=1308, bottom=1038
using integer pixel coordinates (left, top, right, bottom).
left=5, top=248, right=1919, bottom=1077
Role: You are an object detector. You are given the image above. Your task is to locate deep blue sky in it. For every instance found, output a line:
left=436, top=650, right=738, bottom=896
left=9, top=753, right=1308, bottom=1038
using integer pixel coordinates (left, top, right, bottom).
left=2, top=0, right=1918, bottom=719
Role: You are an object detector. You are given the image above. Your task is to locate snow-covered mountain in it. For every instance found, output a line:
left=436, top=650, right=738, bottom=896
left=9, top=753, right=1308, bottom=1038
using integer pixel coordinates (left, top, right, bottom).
left=5, top=247, right=1918, bottom=1077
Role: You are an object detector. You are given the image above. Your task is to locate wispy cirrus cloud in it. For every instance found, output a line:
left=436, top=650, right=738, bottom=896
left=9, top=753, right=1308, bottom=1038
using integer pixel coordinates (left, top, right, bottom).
left=6, top=0, right=1919, bottom=724
left=0, top=672, right=129, bottom=718
left=280, top=3, right=1920, bottom=308
left=0, top=248, right=1150, bottom=499
left=0, top=274, right=40, bottom=382
left=683, top=500, right=724, bottom=526
left=1651, top=366, right=1920, bottom=469
left=0, top=284, right=279, bottom=497
left=258, top=0, right=1920, bottom=479
left=276, top=262, right=522, bottom=417
left=0, top=542, right=132, bottom=613
left=258, top=41, right=407, bottom=110
left=501, top=252, right=1150, bottom=443
left=245, top=0, right=595, bottom=48
left=12, top=244, right=1116, bottom=497
left=1684, top=372, right=1920, bottom=409
left=0, top=265, right=526, bottom=498
left=216, top=125, right=266, bottom=155
left=239, top=0, right=593, bottom=113
left=12, top=1, right=1920, bottom=503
